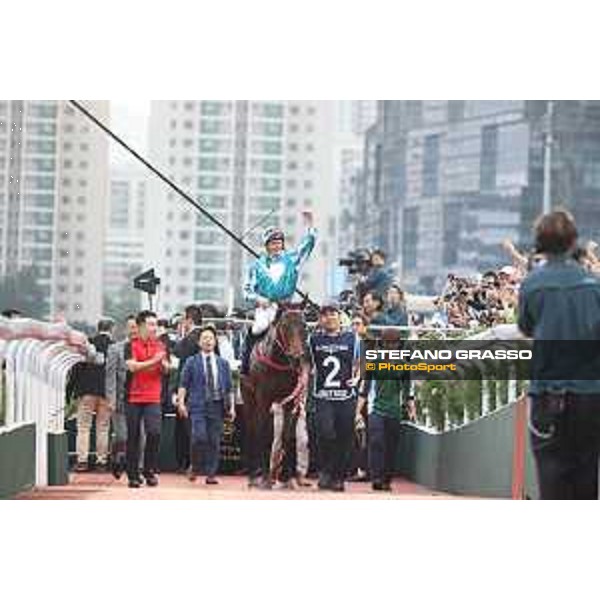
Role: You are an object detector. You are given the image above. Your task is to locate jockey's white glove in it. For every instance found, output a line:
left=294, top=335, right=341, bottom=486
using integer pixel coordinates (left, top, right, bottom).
left=302, top=210, right=314, bottom=227
left=256, top=296, right=271, bottom=308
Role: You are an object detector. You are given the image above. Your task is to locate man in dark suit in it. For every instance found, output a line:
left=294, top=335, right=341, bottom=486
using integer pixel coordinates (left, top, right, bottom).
left=176, top=325, right=234, bottom=484
left=172, top=304, right=203, bottom=473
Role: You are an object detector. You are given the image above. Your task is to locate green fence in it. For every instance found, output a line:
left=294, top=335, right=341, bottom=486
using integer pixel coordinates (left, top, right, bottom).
left=396, top=401, right=538, bottom=498
left=0, top=423, right=36, bottom=499
left=0, top=368, right=6, bottom=427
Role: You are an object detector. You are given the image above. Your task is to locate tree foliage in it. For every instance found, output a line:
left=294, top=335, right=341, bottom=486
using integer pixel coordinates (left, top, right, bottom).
left=103, top=267, right=143, bottom=324
left=0, top=267, right=49, bottom=319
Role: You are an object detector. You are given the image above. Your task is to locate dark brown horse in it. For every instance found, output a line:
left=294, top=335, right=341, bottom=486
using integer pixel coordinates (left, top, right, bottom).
left=240, top=304, right=310, bottom=489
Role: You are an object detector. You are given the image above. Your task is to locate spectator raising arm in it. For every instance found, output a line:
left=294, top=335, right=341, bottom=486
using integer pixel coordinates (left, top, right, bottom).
left=502, top=238, right=528, bottom=270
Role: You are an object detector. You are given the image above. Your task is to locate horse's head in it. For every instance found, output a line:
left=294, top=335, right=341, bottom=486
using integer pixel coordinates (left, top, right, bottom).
left=273, top=304, right=307, bottom=361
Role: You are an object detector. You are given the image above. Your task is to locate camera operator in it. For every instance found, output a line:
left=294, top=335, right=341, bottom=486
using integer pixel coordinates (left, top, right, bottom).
left=519, top=209, right=600, bottom=499
left=361, top=249, right=393, bottom=299
left=338, top=249, right=372, bottom=301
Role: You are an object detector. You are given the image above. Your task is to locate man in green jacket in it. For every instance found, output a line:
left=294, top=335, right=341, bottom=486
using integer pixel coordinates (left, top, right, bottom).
left=358, top=332, right=415, bottom=492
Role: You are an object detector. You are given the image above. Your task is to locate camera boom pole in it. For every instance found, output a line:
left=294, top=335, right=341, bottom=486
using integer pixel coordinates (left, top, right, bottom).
left=68, top=100, right=315, bottom=307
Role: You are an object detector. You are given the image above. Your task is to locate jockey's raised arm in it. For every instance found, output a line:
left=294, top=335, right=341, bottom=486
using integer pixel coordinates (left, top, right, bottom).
left=289, top=225, right=317, bottom=270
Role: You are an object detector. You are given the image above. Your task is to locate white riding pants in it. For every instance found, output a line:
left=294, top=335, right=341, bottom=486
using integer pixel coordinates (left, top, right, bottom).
left=252, top=302, right=279, bottom=335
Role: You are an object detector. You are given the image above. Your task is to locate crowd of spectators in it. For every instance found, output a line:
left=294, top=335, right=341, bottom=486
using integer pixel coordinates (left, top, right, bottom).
left=432, top=266, right=521, bottom=329
left=429, top=236, right=600, bottom=330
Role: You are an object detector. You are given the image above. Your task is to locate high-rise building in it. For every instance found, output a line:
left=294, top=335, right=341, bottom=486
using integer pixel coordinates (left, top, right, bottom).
left=145, top=100, right=336, bottom=314
left=356, top=100, right=600, bottom=294
left=103, top=165, right=146, bottom=303
left=329, top=101, right=377, bottom=295
left=282, top=101, right=335, bottom=302
left=0, top=100, right=109, bottom=322
left=355, top=117, right=385, bottom=252
left=335, top=100, right=378, bottom=137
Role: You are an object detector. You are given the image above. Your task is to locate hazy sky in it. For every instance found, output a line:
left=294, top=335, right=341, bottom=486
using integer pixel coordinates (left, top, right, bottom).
left=110, top=100, right=150, bottom=164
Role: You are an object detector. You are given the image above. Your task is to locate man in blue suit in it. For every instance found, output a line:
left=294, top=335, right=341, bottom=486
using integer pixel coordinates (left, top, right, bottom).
left=176, top=325, right=234, bottom=484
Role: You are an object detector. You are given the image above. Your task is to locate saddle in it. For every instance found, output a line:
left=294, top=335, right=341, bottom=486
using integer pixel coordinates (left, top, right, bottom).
left=275, top=301, right=306, bottom=318
left=241, top=302, right=307, bottom=376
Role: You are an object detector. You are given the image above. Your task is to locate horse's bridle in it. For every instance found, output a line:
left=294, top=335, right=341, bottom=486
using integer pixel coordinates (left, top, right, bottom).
left=273, top=310, right=305, bottom=362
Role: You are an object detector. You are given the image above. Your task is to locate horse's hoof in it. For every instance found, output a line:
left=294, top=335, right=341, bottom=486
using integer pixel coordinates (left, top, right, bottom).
left=274, top=480, right=294, bottom=491
left=248, top=477, right=259, bottom=489
left=258, top=479, right=273, bottom=491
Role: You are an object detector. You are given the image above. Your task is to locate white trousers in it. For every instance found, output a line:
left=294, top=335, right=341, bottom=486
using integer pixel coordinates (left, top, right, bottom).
left=252, top=302, right=278, bottom=335
left=270, top=404, right=309, bottom=478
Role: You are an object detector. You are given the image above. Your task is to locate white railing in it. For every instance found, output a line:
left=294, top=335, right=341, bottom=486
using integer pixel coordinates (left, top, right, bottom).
left=412, top=324, right=528, bottom=433
left=0, top=317, right=101, bottom=486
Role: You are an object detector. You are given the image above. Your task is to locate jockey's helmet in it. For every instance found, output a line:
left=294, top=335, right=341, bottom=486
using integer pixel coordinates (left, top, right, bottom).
left=263, top=226, right=285, bottom=247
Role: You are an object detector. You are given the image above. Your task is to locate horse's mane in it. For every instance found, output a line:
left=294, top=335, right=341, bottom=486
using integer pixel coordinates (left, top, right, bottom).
left=252, top=303, right=307, bottom=367
left=276, top=302, right=306, bottom=318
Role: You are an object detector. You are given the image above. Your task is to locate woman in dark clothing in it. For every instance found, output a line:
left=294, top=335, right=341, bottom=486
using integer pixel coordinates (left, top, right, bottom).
left=383, top=284, right=408, bottom=327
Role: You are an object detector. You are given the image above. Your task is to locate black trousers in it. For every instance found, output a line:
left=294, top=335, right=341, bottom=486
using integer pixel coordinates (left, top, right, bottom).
left=529, top=393, right=600, bottom=500
left=126, top=403, right=161, bottom=480
left=368, top=412, right=400, bottom=485
left=316, top=398, right=356, bottom=483
left=306, top=408, right=320, bottom=475
left=175, top=414, right=191, bottom=470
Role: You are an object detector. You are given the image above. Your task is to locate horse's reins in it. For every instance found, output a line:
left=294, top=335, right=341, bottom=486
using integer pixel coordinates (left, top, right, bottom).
left=256, top=310, right=305, bottom=372
left=254, top=331, right=295, bottom=372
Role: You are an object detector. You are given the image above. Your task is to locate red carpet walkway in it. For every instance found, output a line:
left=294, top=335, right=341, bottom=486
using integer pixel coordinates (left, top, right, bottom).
left=18, top=473, right=465, bottom=500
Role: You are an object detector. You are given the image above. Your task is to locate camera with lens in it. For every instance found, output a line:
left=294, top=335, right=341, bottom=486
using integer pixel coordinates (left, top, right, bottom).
left=338, top=248, right=372, bottom=276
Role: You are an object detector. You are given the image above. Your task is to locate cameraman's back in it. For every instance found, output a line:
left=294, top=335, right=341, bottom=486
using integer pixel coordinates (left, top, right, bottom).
left=518, top=209, right=600, bottom=500
left=519, top=256, right=600, bottom=341
left=518, top=210, right=600, bottom=395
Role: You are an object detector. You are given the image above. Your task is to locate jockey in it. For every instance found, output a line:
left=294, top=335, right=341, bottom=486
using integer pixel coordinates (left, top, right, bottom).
left=241, top=210, right=317, bottom=373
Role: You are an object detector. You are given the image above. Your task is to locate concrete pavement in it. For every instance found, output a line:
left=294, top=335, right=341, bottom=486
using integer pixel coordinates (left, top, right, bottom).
left=18, top=473, right=465, bottom=500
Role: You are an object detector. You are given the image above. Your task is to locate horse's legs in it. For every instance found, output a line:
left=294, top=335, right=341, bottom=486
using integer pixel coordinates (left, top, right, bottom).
left=241, top=383, right=261, bottom=487
left=280, top=404, right=298, bottom=483
left=255, top=398, right=274, bottom=489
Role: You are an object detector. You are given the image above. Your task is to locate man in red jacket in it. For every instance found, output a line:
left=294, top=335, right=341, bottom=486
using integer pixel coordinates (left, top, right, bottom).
left=125, top=310, right=169, bottom=488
